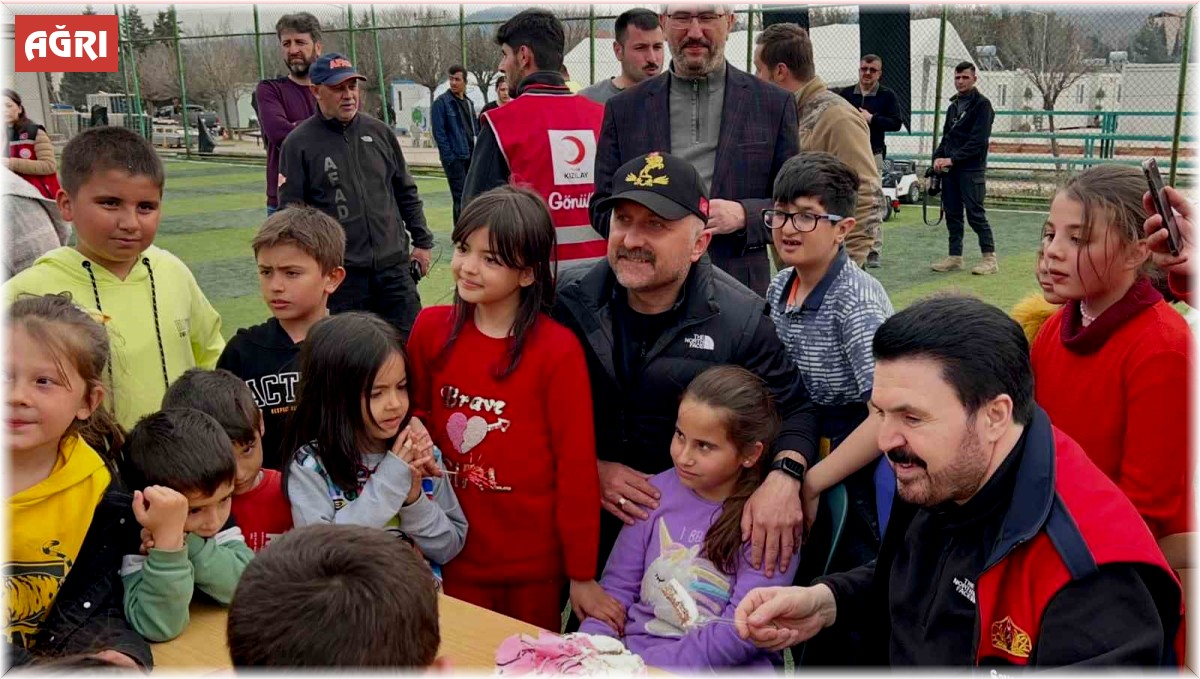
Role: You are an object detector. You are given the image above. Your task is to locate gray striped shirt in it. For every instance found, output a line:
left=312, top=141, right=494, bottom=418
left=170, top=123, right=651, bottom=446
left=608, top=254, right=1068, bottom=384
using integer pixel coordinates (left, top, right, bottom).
left=766, top=249, right=894, bottom=407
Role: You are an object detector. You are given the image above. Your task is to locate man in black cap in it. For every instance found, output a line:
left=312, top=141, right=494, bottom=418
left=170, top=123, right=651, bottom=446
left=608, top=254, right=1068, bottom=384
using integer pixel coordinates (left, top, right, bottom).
left=553, top=151, right=820, bottom=577
left=277, top=52, right=433, bottom=340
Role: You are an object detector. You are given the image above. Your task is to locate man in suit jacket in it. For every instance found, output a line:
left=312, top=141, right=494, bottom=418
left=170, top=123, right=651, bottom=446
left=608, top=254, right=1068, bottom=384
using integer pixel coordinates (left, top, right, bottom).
left=590, top=5, right=799, bottom=296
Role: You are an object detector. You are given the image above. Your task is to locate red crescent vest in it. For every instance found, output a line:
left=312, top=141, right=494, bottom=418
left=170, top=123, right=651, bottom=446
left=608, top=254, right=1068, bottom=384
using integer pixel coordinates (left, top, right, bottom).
left=7, top=121, right=61, bottom=200
left=974, top=427, right=1185, bottom=666
left=483, top=85, right=606, bottom=274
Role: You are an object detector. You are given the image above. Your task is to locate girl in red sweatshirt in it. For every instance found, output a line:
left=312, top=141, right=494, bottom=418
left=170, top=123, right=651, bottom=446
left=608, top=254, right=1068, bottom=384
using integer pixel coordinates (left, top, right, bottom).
left=407, top=186, right=621, bottom=632
left=1032, top=164, right=1191, bottom=539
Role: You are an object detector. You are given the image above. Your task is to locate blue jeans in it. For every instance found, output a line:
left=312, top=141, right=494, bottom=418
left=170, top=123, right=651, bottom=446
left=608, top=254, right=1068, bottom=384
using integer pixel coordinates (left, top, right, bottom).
left=266, top=205, right=278, bottom=217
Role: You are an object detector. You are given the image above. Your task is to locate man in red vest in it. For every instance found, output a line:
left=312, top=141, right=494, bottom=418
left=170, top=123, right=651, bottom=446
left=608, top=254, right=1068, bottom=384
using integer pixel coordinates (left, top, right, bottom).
left=734, top=295, right=1185, bottom=667
left=463, top=9, right=607, bottom=275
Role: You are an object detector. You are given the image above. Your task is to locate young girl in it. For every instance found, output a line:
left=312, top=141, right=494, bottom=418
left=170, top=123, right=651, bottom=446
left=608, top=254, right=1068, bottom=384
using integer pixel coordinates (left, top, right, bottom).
left=1033, top=164, right=1191, bottom=539
left=406, top=185, right=614, bottom=632
left=6, top=294, right=149, bottom=668
left=1010, top=248, right=1066, bottom=346
left=282, top=312, right=467, bottom=570
left=578, top=365, right=799, bottom=671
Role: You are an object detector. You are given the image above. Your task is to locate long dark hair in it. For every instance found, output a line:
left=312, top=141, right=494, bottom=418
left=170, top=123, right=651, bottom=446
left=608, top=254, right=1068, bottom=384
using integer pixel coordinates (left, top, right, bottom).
left=281, top=312, right=411, bottom=498
left=3, top=89, right=30, bottom=127
left=9, top=293, right=125, bottom=460
left=684, top=366, right=780, bottom=575
left=441, top=185, right=556, bottom=379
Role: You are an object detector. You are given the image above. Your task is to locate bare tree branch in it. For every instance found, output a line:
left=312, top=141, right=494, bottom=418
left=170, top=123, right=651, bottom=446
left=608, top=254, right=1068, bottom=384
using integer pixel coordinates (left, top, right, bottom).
left=465, top=25, right=499, bottom=103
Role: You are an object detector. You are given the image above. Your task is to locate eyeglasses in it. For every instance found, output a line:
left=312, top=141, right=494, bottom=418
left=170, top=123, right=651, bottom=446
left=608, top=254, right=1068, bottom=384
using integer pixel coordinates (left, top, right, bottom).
left=860, top=66, right=880, bottom=73
left=667, top=12, right=726, bottom=28
left=762, top=209, right=844, bottom=232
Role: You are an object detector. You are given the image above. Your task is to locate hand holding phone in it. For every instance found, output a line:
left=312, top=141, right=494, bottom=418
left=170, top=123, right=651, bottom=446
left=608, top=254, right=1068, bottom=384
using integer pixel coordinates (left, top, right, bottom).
left=1142, top=158, right=1183, bottom=256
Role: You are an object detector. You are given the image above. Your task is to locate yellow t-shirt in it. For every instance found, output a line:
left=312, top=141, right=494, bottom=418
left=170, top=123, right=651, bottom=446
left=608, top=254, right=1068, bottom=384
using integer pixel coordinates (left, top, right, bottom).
left=6, top=436, right=110, bottom=648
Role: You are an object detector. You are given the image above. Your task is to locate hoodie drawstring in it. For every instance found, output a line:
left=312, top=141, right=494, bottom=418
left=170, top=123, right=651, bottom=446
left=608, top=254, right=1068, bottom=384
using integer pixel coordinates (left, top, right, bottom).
left=81, top=258, right=170, bottom=391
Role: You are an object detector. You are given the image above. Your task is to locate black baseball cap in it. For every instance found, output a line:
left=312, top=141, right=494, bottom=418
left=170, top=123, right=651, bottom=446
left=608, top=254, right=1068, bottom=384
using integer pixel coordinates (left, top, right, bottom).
left=310, top=53, right=366, bottom=86
left=594, top=152, right=710, bottom=223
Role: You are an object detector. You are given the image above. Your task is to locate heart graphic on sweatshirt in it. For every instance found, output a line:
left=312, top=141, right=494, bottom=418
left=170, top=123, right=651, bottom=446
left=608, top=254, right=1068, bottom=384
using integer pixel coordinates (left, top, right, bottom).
left=461, top=416, right=489, bottom=453
left=447, top=412, right=469, bottom=454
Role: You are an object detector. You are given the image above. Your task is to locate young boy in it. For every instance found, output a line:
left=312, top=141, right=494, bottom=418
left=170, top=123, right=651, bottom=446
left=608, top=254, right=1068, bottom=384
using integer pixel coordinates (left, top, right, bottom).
left=163, top=369, right=293, bottom=552
left=762, top=153, right=895, bottom=629
left=226, top=524, right=447, bottom=668
left=118, top=408, right=255, bottom=643
left=217, top=206, right=346, bottom=469
left=2, top=127, right=225, bottom=429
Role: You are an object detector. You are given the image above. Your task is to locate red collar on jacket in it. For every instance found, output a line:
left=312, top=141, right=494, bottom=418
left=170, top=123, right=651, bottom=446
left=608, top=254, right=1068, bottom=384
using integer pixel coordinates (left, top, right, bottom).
left=1060, top=276, right=1162, bottom=354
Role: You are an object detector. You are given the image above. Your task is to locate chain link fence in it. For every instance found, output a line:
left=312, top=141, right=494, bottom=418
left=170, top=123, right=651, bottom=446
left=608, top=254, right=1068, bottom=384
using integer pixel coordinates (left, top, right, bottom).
left=8, top=3, right=1195, bottom=192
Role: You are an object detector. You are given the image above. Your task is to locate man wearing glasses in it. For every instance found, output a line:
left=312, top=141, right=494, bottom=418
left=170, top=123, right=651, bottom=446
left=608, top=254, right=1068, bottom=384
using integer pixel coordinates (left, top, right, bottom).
left=589, top=5, right=799, bottom=297
left=835, top=55, right=905, bottom=173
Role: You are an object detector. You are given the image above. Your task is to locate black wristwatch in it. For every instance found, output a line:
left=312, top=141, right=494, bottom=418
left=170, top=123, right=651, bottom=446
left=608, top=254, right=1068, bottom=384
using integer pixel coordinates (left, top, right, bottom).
left=769, top=457, right=806, bottom=486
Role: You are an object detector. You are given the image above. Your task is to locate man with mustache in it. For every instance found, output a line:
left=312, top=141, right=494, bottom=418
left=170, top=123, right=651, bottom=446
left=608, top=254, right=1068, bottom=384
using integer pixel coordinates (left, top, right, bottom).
left=735, top=296, right=1184, bottom=668
left=580, top=9, right=665, bottom=105
left=255, top=13, right=321, bottom=216
left=555, top=151, right=819, bottom=591
left=589, top=5, right=799, bottom=297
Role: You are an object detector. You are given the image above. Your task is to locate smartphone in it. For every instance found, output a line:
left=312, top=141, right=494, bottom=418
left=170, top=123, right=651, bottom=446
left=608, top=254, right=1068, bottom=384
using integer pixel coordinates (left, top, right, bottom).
left=1142, top=158, right=1182, bottom=256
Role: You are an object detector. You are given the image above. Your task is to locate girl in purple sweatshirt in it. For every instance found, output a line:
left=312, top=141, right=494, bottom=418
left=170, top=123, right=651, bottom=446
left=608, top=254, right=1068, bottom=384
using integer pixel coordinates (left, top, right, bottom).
left=579, top=366, right=800, bottom=671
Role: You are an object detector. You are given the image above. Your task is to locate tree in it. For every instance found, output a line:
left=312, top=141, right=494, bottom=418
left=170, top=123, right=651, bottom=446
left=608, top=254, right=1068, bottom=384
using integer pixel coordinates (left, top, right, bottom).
left=152, top=8, right=181, bottom=41
left=124, top=6, right=152, bottom=53
left=59, top=6, right=119, bottom=105
left=999, top=11, right=1096, bottom=175
left=811, top=6, right=856, bottom=28
left=1131, top=19, right=1171, bottom=63
left=397, top=9, right=457, bottom=108
left=465, top=26, right=500, bottom=104
left=184, top=22, right=257, bottom=127
left=135, top=43, right=180, bottom=109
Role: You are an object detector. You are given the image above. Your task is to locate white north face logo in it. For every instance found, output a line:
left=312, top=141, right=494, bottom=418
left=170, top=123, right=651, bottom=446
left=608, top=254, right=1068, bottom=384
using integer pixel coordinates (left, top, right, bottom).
left=684, top=334, right=715, bottom=351
left=547, top=129, right=596, bottom=186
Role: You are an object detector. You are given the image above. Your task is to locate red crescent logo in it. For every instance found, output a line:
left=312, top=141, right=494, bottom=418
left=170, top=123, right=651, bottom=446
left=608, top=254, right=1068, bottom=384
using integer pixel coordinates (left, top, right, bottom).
left=564, top=135, right=586, bottom=165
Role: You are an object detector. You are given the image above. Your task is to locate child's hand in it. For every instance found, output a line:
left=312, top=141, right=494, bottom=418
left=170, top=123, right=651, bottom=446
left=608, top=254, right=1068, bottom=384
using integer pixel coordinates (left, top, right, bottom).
left=138, top=527, right=155, bottom=555
left=393, top=428, right=442, bottom=478
left=131, top=486, right=188, bottom=552
left=404, top=455, right=428, bottom=506
left=570, top=579, right=626, bottom=636
left=405, top=417, right=436, bottom=458
left=801, top=486, right=820, bottom=540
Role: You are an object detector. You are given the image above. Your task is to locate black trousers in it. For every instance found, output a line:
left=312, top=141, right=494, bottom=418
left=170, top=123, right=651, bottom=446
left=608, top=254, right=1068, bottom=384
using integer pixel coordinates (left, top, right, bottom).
left=443, top=157, right=470, bottom=225
left=329, top=261, right=422, bottom=343
left=941, top=169, right=995, bottom=257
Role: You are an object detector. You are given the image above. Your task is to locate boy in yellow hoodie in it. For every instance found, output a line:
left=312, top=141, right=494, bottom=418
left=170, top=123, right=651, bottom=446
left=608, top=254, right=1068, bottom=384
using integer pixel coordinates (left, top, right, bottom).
left=3, top=127, right=224, bottom=429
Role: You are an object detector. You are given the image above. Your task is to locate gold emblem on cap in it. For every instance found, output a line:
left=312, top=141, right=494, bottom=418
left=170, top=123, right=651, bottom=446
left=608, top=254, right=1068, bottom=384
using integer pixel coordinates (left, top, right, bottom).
left=627, top=152, right=670, bottom=188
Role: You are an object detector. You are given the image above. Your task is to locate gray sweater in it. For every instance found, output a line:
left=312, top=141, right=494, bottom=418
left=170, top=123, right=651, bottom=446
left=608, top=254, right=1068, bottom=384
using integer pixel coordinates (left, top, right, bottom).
left=288, top=447, right=467, bottom=565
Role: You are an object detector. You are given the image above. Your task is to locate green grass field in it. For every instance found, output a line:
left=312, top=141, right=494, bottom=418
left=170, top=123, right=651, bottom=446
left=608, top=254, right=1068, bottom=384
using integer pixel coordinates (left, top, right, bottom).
left=157, top=158, right=1053, bottom=339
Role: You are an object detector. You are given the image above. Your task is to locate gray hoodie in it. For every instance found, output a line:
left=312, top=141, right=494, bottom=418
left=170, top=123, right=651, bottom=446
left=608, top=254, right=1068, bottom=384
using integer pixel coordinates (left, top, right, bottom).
left=3, top=166, right=67, bottom=279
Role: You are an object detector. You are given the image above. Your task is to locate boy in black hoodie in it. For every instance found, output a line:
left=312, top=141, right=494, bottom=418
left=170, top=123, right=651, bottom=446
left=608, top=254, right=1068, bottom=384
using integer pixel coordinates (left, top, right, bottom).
left=217, top=206, right=345, bottom=470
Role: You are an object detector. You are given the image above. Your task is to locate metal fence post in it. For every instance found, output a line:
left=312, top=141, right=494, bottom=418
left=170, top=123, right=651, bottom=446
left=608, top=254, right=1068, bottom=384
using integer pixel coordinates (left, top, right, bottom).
left=253, top=4, right=265, bottom=81
left=1169, top=5, right=1193, bottom=186
left=122, top=5, right=147, bottom=138
left=930, top=6, right=948, bottom=156
left=589, top=5, right=596, bottom=84
left=172, top=5, right=191, bottom=156
left=115, top=5, right=133, bottom=116
left=347, top=5, right=358, bottom=64
left=373, top=5, right=389, bottom=127
left=460, top=5, right=467, bottom=68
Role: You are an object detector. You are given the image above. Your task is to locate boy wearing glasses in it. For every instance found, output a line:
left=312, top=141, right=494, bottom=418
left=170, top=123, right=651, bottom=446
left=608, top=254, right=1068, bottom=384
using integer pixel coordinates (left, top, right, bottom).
left=762, top=153, right=896, bottom=662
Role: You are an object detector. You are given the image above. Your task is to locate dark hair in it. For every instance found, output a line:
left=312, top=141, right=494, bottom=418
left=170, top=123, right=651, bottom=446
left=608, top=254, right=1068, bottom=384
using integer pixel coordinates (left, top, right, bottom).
left=495, top=9, right=565, bottom=73
left=227, top=524, right=440, bottom=667
left=162, top=369, right=261, bottom=448
left=755, top=23, right=814, bottom=81
left=59, top=126, right=164, bottom=196
left=252, top=205, right=346, bottom=274
left=282, top=313, right=410, bottom=498
left=442, top=185, right=556, bottom=379
left=615, top=9, right=661, bottom=45
left=873, top=295, right=1034, bottom=426
left=861, top=53, right=882, bottom=65
left=683, top=366, right=780, bottom=576
left=495, top=75, right=508, bottom=87
left=122, top=408, right=237, bottom=496
left=275, top=12, right=321, bottom=43
left=955, top=61, right=977, bottom=74
left=1056, top=164, right=1150, bottom=293
left=773, top=152, right=860, bottom=219
left=3, top=89, right=30, bottom=126
left=448, top=64, right=466, bottom=78
left=9, top=293, right=124, bottom=459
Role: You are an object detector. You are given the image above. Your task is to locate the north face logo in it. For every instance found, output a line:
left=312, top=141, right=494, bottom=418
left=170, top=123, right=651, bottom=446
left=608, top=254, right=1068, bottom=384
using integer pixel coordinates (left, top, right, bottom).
left=684, top=333, right=715, bottom=351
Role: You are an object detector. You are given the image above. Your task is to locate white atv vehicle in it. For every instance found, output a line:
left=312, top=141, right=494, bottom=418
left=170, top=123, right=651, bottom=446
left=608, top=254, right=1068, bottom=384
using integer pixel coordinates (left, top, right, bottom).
left=881, top=159, right=921, bottom=221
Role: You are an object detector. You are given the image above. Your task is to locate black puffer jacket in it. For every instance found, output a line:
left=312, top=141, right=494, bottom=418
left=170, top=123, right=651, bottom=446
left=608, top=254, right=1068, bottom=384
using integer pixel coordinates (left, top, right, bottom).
left=933, top=88, right=995, bottom=172
left=5, top=477, right=153, bottom=671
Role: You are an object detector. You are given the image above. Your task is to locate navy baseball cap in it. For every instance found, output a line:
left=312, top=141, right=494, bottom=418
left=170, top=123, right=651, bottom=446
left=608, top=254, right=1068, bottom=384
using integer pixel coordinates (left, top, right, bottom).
left=310, top=53, right=366, bottom=86
left=594, top=152, right=710, bottom=223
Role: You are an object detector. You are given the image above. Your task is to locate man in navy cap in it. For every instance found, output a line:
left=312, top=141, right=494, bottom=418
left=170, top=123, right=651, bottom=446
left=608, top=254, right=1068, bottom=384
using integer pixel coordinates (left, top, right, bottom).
left=277, top=53, right=434, bottom=340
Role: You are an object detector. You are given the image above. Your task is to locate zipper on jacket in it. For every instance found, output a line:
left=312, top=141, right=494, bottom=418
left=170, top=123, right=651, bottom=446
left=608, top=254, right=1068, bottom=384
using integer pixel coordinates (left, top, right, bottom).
left=691, top=79, right=701, bottom=144
left=342, top=123, right=378, bottom=266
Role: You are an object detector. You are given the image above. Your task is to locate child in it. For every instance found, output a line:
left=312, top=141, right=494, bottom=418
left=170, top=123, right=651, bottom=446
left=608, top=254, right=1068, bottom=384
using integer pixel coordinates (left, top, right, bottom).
left=119, top=408, right=256, bottom=642
left=226, top=523, right=449, bottom=668
left=1011, top=249, right=1066, bottom=345
left=282, top=312, right=467, bottom=573
left=579, top=366, right=798, bottom=670
left=1032, top=164, right=1191, bottom=539
left=217, top=206, right=346, bottom=470
left=163, top=368, right=293, bottom=552
left=406, top=185, right=611, bottom=632
left=761, top=153, right=894, bottom=577
left=2, top=126, right=225, bottom=429
left=5, top=294, right=151, bottom=670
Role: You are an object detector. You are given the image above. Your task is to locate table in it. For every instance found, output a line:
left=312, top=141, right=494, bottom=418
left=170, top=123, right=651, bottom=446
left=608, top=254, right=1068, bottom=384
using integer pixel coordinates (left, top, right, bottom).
left=152, top=595, right=547, bottom=670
